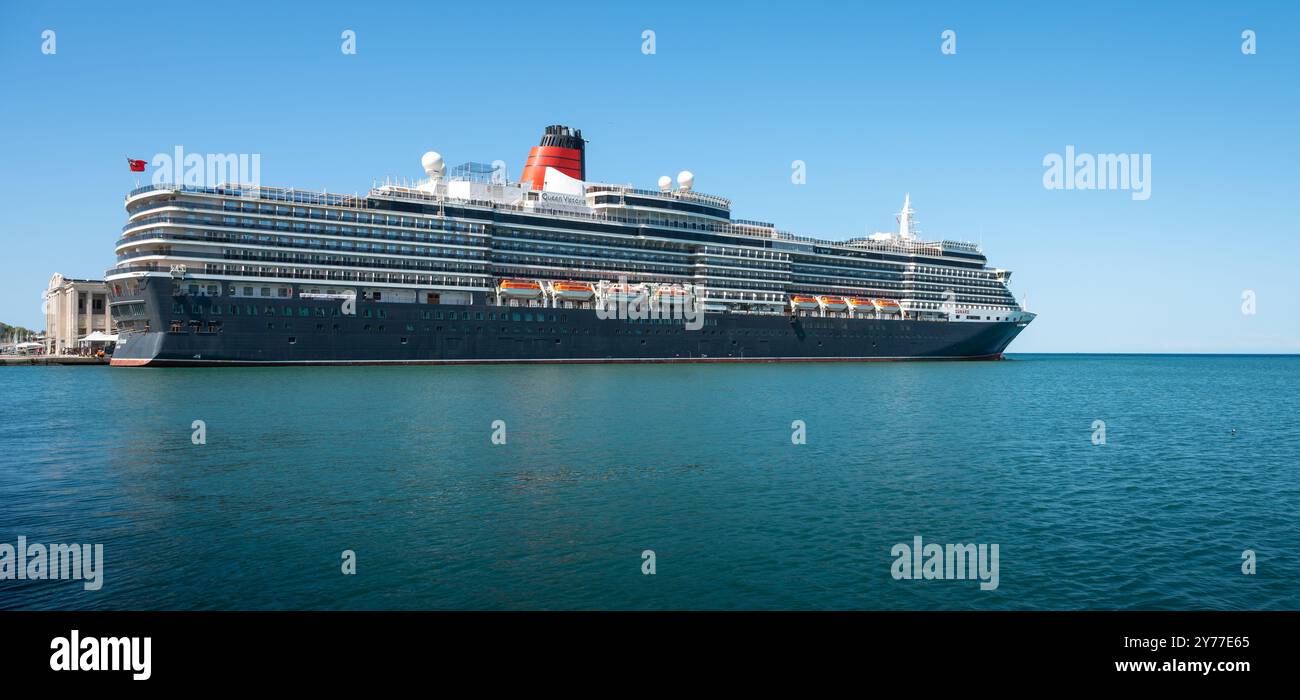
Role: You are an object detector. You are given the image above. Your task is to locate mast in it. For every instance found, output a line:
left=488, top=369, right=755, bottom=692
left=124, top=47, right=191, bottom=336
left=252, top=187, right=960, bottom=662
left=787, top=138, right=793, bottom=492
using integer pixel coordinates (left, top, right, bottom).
left=897, top=193, right=916, bottom=240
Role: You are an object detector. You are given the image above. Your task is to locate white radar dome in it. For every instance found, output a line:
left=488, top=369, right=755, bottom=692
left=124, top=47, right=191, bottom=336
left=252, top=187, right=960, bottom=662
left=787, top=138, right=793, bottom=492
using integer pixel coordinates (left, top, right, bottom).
left=421, top=151, right=445, bottom=176
left=657, top=175, right=672, bottom=192
left=676, top=170, right=694, bottom=191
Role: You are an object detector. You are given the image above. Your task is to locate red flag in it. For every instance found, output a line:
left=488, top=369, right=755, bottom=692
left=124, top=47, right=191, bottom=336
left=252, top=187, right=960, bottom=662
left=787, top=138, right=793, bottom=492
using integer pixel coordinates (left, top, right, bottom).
left=126, top=157, right=146, bottom=172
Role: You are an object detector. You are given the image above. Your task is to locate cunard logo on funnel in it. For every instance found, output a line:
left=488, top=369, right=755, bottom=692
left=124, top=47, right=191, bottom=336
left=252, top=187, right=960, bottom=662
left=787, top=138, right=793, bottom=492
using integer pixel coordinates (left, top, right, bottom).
left=595, top=276, right=705, bottom=331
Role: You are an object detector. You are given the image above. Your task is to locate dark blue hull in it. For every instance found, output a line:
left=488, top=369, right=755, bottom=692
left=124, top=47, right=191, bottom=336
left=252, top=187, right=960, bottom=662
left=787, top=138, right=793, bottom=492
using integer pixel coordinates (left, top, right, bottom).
left=110, top=281, right=1029, bottom=366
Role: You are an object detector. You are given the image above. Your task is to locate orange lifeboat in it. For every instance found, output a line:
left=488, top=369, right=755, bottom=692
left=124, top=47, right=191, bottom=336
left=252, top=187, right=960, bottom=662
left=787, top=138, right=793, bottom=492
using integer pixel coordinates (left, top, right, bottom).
left=846, top=297, right=875, bottom=313
left=552, top=281, right=595, bottom=301
left=816, top=295, right=847, bottom=311
left=789, top=295, right=819, bottom=311
left=653, top=285, right=690, bottom=303
left=871, top=298, right=902, bottom=314
left=604, top=282, right=648, bottom=303
left=498, top=279, right=543, bottom=298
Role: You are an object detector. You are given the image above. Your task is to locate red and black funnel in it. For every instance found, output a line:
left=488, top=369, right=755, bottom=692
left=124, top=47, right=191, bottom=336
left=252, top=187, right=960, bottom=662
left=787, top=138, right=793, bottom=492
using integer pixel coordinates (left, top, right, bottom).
left=519, top=125, right=585, bottom=190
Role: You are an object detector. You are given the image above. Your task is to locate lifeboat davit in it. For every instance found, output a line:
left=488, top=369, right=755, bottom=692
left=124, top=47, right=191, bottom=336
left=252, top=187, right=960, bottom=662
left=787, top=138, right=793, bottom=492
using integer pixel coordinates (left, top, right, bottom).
left=790, top=295, right=819, bottom=310
left=817, top=295, right=847, bottom=311
left=498, top=279, right=543, bottom=298
left=846, top=297, right=875, bottom=313
left=871, top=298, right=902, bottom=314
left=552, top=281, right=595, bottom=301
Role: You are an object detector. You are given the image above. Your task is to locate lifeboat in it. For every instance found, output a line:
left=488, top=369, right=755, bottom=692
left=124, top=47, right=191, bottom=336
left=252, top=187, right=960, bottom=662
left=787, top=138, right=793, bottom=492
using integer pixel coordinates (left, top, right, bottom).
left=653, top=285, right=690, bottom=303
left=846, top=297, right=875, bottom=313
left=816, top=295, right=847, bottom=311
left=789, top=295, right=819, bottom=311
left=498, top=279, right=543, bottom=298
left=871, top=298, right=902, bottom=314
left=552, top=281, right=595, bottom=301
left=604, top=283, right=648, bottom=303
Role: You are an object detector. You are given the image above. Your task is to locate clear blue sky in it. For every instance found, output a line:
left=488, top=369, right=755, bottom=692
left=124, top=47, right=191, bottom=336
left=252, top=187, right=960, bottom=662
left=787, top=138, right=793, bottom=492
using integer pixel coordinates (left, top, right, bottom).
left=1, top=1, right=1295, bottom=352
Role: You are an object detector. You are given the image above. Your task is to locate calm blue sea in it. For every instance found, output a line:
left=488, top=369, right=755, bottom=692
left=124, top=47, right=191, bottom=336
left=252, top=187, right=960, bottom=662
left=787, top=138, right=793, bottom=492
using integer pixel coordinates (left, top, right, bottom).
left=1, top=355, right=1296, bottom=610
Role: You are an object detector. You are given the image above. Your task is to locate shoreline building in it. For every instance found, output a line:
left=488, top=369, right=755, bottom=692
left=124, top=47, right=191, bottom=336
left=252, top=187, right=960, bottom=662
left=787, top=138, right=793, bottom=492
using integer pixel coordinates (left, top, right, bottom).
left=44, top=273, right=112, bottom=355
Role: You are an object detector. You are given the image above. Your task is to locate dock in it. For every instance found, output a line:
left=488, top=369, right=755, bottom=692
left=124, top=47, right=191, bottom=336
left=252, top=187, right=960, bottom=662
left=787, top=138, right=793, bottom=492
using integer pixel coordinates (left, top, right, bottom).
left=0, top=356, right=109, bottom=366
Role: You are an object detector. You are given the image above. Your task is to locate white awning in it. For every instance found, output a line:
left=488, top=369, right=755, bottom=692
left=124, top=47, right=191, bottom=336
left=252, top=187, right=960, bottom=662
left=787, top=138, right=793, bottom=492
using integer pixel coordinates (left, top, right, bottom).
left=79, top=331, right=119, bottom=343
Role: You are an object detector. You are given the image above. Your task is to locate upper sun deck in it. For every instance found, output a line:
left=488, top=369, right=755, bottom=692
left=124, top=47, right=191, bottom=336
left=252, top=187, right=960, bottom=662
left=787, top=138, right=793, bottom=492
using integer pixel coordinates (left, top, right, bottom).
left=124, top=182, right=984, bottom=263
left=584, top=183, right=731, bottom=211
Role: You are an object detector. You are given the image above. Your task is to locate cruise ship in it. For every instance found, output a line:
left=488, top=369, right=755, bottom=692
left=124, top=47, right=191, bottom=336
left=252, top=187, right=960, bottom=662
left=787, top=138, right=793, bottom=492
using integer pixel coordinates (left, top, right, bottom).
left=107, top=125, right=1034, bottom=366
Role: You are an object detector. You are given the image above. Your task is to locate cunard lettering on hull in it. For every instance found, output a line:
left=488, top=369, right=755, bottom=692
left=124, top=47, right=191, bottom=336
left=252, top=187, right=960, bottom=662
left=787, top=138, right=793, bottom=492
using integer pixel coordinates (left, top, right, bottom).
left=106, top=125, right=1035, bottom=367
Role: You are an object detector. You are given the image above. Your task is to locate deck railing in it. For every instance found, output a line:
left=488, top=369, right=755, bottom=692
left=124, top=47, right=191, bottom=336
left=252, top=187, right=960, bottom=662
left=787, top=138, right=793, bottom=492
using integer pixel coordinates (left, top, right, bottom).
left=127, top=183, right=984, bottom=259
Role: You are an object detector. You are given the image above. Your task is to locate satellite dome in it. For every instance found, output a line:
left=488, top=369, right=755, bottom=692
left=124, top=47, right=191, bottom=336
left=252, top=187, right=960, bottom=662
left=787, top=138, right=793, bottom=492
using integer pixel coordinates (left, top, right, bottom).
left=657, top=175, right=672, bottom=192
left=676, top=170, right=694, bottom=191
left=421, top=151, right=445, bottom=176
